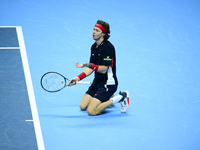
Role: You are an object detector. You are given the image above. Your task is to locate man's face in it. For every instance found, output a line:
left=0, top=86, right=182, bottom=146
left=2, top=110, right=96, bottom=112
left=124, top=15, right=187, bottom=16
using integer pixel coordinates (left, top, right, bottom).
left=93, top=27, right=104, bottom=41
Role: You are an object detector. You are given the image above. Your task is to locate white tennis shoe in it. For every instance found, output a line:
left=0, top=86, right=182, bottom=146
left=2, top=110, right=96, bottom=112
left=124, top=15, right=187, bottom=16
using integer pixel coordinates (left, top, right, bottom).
left=119, top=91, right=130, bottom=113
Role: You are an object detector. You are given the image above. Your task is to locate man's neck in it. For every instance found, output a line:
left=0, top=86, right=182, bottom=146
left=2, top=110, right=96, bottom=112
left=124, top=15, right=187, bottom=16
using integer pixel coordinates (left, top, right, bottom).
left=96, top=37, right=104, bottom=47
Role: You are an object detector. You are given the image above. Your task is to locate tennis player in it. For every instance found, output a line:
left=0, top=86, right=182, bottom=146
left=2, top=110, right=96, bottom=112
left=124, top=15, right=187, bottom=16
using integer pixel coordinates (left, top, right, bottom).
left=69, top=20, right=129, bottom=115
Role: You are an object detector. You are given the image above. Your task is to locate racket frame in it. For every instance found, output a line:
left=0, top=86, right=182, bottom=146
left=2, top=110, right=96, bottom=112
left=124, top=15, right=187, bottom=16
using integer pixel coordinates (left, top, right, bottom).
left=40, top=71, right=68, bottom=92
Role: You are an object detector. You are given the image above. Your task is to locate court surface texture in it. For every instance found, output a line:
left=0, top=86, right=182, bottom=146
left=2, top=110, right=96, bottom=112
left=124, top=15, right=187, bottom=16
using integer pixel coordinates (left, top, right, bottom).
left=1, top=0, right=200, bottom=150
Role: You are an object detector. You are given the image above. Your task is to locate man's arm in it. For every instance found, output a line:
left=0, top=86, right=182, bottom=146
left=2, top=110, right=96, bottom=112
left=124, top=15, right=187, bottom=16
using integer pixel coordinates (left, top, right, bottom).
left=76, top=62, right=108, bottom=74
left=68, top=65, right=94, bottom=86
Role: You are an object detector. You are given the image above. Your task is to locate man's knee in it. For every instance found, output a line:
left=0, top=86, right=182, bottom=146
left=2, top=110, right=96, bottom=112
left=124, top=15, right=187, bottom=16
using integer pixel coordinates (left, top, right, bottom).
left=87, top=109, right=97, bottom=116
left=80, top=104, right=87, bottom=111
left=86, top=98, right=101, bottom=116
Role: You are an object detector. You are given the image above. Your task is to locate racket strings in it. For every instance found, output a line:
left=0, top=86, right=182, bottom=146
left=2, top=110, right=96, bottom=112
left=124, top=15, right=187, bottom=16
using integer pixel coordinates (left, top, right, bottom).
left=42, top=73, right=66, bottom=92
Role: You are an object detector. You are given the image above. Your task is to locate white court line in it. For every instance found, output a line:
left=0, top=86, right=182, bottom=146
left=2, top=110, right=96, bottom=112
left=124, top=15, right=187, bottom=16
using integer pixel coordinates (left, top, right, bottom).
left=0, top=47, right=20, bottom=49
left=26, top=120, right=34, bottom=121
left=16, top=27, right=45, bottom=150
left=0, top=26, right=21, bottom=28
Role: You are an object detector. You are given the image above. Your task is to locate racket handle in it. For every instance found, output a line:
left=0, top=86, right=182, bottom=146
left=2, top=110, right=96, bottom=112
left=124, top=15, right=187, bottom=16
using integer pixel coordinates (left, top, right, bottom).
left=77, top=81, right=91, bottom=85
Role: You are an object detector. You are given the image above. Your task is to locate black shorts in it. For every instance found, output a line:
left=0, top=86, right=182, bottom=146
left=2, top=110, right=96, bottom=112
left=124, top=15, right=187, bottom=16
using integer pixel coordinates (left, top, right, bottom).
left=86, top=84, right=118, bottom=102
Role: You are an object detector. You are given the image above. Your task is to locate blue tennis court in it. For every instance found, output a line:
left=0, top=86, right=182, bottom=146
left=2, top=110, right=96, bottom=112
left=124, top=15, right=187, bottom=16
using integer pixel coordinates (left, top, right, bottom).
left=1, top=0, right=200, bottom=150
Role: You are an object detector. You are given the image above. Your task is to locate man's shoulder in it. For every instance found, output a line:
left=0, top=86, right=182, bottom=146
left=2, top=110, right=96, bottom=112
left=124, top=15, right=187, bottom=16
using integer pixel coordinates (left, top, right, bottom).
left=104, top=40, right=112, bottom=45
left=103, top=40, right=114, bottom=49
left=91, top=42, right=96, bottom=50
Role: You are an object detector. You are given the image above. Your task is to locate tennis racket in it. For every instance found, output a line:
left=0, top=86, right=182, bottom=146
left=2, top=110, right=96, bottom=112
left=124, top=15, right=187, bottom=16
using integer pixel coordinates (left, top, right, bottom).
left=41, top=71, right=91, bottom=92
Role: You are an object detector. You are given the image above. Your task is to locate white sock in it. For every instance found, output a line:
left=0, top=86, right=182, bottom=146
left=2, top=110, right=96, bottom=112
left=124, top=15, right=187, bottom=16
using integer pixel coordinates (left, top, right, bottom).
left=111, top=95, right=123, bottom=104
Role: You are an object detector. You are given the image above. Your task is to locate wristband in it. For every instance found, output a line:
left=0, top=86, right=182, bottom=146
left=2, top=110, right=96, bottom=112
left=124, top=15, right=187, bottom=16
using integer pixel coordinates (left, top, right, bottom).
left=89, top=63, right=99, bottom=71
left=77, top=72, right=86, bottom=80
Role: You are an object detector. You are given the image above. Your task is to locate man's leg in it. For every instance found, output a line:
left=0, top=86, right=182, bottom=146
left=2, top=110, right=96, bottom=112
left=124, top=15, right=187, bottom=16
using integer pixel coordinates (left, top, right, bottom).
left=79, top=94, right=93, bottom=111
left=82, top=91, right=129, bottom=115
left=87, top=98, right=113, bottom=116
